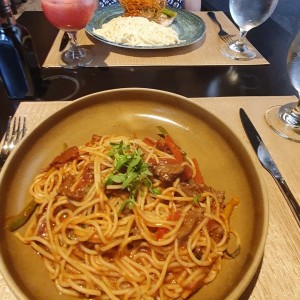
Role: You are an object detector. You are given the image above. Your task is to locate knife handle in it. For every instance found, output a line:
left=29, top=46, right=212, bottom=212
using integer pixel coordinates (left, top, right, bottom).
left=275, top=177, right=300, bottom=227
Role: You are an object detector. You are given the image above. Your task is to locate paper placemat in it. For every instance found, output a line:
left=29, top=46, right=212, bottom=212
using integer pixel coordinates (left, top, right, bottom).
left=1, top=95, right=299, bottom=300
left=43, top=11, right=268, bottom=67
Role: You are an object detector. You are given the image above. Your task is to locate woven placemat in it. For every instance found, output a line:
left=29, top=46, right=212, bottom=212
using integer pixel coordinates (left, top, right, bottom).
left=43, top=11, right=268, bottom=67
left=1, top=95, right=299, bottom=300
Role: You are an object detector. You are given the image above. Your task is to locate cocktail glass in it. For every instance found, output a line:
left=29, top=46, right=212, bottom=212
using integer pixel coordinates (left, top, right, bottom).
left=41, top=0, right=98, bottom=68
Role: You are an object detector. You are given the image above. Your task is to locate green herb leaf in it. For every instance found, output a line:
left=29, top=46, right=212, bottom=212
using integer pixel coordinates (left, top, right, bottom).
left=114, top=153, right=128, bottom=170
left=193, top=194, right=201, bottom=206
left=156, top=126, right=169, bottom=137
left=110, top=173, right=127, bottom=183
left=151, top=188, right=161, bottom=195
left=127, top=156, right=141, bottom=173
left=119, top=197, right=136, bottom=213
left=122, top=172, right=138, bottom=189
left=105, top=141, right=154, bottom=205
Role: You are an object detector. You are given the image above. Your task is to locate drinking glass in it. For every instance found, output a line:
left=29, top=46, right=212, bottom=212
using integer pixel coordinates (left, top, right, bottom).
left=41, top=0, right=98, bottom=68
left=222, top=0, right=278, bottom=60
left=265, top=32, right=300, bottom=142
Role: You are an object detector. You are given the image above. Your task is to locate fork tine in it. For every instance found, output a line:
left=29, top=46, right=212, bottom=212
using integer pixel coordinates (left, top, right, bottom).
left=225, top=36, right=232, bottom=43
left=220, top=36, right=226, bottom=43
left=15, top=116, right=26, bottom=143
left=220, top=35, right=229, bottom=43
left=21, top=116, right=27, bottom=138
left=14, top=117, right=23, bottom=145
left=0, top=116, right=27, bottom=165
left=221, top=35, right=234, bottom=44
left=10, top=117, right=26, bottom=150
left=1, top=116, right=12, bottom=154
left=8, top=117, right=18, bottom=149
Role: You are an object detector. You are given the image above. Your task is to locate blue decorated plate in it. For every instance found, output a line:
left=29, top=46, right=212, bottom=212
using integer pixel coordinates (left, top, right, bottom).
left=85, top=4, right=206, bottom=49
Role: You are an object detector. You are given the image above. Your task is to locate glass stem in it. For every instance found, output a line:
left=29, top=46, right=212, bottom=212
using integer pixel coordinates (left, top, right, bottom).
left=65, top=31, right=85, bottom=60
left=235, top=29, right=248, bottom=51
left=296, top=93, right=300, bottom=111
left=279, top=94, right=300, bottom=127
left=293, top=95, right=300, bottom=116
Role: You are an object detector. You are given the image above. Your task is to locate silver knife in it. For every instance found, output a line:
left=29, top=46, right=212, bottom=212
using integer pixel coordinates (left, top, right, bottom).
left=239, top=108, right=300, bottom=227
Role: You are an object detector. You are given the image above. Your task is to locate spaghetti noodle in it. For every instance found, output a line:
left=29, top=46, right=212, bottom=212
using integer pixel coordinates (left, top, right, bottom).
left=14, top=128, right=240, bottom=299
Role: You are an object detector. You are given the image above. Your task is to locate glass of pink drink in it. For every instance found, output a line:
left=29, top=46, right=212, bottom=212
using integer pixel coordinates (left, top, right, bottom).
left=41, top=0, right=98, bottom=68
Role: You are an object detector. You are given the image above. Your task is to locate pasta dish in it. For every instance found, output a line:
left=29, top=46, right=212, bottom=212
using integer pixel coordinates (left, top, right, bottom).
left=93, top=0, right=180, bottom=47
left=11, top=127, right=240, bottom=299
left=93, top=16, right=181, bottom=47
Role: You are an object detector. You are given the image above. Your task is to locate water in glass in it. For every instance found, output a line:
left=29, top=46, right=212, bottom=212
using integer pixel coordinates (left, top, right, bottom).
left=222, top=0, right=278, bottom=60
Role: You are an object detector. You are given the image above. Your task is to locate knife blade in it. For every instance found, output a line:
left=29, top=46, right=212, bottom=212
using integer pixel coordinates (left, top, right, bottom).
left=59, top=32, right=69, bottom=52
left=239, top=108, right=300, bottom=227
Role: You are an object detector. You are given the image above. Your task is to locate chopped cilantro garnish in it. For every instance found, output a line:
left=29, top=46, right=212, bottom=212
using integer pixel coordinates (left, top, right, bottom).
left=105, top=141, right=155, bottom=211
left=118, top=197, right=136, bottom=213
left=193, top=194, right=201, bottom=206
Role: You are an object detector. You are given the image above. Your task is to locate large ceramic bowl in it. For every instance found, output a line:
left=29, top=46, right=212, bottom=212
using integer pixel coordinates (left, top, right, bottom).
left=0, top=88, right=268, bottom=300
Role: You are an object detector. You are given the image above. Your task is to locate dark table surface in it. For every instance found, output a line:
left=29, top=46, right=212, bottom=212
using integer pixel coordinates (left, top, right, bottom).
left=0, top=7, right=298, bottom=299
left=0, top=8, right=297, bottom=139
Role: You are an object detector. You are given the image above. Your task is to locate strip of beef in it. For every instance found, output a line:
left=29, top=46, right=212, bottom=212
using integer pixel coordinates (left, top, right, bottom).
left=206, top=219, right=224, bottom=243
left=155, top=137, right=172, bottom=154
left=153, top=162, right=184, bottom=184
left=50, top=146, right=79, bottom=168
left=177, top=208, right=224, bottom=245
left=178, top=180, right=225, bottom=243
left=177, top=208, right=204, bottom=245
left=58, top=163, right=94, bottom=200
left=85, top=134, right=102, bottom=146
left=178, top=180, right=225, bottom=203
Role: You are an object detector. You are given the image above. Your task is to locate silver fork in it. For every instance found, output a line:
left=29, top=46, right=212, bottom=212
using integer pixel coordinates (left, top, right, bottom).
left=207, top=11, right=236, bottom=43
left=0, top=116, right=27, bottom=167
